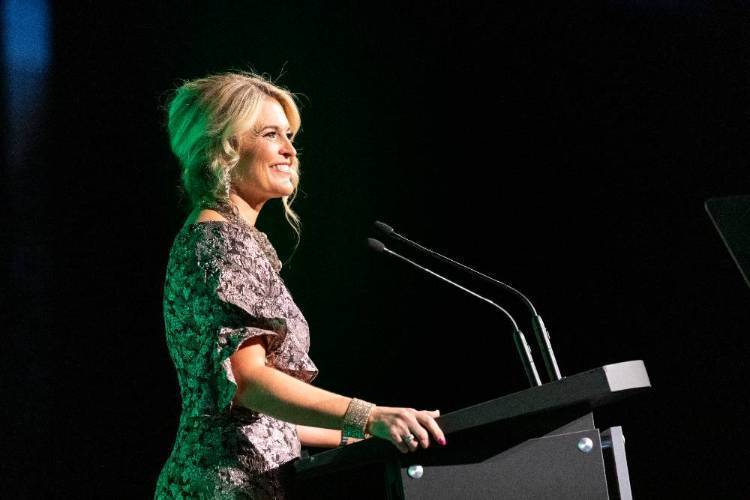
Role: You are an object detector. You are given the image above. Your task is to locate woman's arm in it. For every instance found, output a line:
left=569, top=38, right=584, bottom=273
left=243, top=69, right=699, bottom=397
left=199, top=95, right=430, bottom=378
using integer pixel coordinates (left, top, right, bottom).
left=230, top=337, right=445, bottom=453
left=296, top=425, right=366, bottom=448
left=296, top=425, right=342, bottom=448
left=230, top=338, right=352, bottom=428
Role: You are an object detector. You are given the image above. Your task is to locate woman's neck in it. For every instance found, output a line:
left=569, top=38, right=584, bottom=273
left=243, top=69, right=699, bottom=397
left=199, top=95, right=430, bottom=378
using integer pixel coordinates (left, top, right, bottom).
left=228, top=192, right=264, bottom=227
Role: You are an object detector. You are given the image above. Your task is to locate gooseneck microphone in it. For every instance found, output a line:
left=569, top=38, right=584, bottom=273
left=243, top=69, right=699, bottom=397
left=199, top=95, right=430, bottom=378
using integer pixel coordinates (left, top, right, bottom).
left=374, top=221, right=562, bottom=382
left=367, top=238, right=542, bottom=387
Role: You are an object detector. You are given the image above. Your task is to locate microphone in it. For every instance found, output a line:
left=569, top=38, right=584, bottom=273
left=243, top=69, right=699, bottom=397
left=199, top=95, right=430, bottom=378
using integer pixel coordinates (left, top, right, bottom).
left=374, top=221, right=562, bottom=382
left=368, top=238, right=541, bottom=387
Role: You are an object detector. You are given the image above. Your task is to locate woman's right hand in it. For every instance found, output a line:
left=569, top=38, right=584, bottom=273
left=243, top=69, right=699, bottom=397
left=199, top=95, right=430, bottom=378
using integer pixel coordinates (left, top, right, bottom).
left=366, top=406, right=446, bottom=454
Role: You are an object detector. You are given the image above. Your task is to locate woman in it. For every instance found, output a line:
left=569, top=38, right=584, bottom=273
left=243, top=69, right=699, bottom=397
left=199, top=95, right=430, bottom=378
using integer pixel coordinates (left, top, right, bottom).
left=155, top=72, right=445, bottom=499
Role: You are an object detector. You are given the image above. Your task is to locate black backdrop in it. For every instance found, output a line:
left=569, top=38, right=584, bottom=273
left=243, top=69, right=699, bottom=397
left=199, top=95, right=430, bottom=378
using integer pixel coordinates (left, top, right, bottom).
left=4, top=1, right=750, bottom=497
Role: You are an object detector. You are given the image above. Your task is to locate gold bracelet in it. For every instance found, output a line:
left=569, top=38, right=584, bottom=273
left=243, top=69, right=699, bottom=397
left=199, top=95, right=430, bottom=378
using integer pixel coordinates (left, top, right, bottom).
left=342, top=398, right=374, bottom=440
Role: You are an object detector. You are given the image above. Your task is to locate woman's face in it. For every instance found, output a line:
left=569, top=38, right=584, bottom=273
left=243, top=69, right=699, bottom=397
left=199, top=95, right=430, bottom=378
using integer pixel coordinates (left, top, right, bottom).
left=232, top=97, right=297, bottom=205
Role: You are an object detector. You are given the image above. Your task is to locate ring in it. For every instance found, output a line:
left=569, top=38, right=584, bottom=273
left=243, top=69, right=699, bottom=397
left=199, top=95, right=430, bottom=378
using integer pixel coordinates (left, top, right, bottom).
left=403, top=434, right=415, bottom=444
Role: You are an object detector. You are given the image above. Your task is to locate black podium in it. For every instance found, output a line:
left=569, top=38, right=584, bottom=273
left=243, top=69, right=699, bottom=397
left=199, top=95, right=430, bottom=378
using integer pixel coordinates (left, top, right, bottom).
left=292, top=360, right=650, bottom=499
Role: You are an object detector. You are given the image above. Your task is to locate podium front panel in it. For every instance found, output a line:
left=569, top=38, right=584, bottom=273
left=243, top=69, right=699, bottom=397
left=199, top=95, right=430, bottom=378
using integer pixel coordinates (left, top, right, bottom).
left=400, top=429, right=609, bottom=499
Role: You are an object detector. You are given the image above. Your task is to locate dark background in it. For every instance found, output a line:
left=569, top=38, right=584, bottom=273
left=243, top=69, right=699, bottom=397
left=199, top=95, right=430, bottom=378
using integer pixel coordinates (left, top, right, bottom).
left=3, top=1, right=749, bottom=497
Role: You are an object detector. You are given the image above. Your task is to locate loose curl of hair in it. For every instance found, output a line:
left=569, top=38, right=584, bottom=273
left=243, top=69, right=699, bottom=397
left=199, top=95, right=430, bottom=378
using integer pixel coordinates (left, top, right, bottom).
left=167, top=71, right=302, bottom=237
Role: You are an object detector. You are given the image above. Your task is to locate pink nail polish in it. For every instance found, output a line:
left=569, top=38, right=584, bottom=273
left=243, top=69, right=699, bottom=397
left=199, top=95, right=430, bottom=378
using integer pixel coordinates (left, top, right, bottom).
left=438, top=438, right=447, bottom=446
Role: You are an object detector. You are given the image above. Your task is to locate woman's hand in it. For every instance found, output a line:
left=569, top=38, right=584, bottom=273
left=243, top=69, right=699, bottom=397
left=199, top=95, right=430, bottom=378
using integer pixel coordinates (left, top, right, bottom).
left=366, top=406, right=446, bottom=454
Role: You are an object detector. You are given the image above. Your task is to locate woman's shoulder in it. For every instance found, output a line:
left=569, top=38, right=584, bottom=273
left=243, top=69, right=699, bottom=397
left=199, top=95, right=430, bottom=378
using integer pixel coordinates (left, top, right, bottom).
left=167, top=206, right=281, bottom=272
left=193, top=208, right=229, bottom=223
left=182, top=218, right=252, bottom=253
left=167, top=216, right=239, bottom=260
left=178, top=216, right=275, bottom=265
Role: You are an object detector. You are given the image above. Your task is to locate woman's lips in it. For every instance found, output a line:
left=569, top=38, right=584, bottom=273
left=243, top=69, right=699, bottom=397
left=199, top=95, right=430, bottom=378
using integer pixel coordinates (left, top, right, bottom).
left=271, top=164, right=291, bottom=174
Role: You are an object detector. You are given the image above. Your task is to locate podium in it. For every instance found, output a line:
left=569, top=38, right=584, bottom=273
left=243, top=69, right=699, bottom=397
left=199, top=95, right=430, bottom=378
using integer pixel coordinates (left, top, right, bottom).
left=292, top=360, right=650, bottom=499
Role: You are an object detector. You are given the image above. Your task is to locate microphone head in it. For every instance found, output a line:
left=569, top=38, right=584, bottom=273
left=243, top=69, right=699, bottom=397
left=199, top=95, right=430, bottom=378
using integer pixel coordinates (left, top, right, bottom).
left=367, top=238, right=386, bottom=253
left=373, top=220, right=394, bottom=234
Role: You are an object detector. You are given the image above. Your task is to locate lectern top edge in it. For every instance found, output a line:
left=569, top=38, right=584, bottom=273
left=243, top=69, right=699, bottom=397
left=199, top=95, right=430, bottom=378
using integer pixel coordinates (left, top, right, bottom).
left=603, top=360, right=651, bottom=393
left=442, top=359, right=650, bottom=428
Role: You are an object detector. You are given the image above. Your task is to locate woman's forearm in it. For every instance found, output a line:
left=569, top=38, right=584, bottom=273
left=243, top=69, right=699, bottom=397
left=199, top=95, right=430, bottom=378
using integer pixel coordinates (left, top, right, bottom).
left=235, top=365, right=352, bottom=430
left=296, top=425, right=342, bottom=448
left=230, top=340, right=446, bottom=454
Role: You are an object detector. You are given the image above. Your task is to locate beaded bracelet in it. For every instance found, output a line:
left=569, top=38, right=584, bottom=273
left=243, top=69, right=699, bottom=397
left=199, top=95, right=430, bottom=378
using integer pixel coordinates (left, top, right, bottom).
left=341, top=398, right=374, bottom=444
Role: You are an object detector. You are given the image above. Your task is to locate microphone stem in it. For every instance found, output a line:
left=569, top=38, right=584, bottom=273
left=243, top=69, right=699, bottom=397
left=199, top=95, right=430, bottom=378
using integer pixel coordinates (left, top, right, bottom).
left=393, top=231, right=562, bottom=382
left=532, top=314, right=562, bottom=381
left=384, top=248, right=542, bottom=387
left=392, top=232, right=538, bottom=313
left=513, top=329, right=542, bottom=387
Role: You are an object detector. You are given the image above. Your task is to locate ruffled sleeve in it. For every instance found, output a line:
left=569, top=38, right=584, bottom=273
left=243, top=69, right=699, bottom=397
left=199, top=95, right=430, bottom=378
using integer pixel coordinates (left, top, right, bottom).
left=191, top=222, right=311, bottom=413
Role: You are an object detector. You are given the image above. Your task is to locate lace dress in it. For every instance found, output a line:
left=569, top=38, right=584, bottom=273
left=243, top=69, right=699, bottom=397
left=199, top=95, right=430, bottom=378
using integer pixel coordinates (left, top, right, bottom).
left=155, top=209, right=318, bottom=499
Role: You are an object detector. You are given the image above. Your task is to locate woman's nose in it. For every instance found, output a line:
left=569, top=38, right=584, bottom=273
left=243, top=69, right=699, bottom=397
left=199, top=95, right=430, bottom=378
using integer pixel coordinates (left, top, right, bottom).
left=281, top=137, right=296, bottom=158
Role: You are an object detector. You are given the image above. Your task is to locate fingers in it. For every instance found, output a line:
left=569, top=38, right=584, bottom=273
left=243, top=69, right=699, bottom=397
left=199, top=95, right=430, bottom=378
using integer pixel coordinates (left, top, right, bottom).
left=415, top=410, right=446, bottom=446
left=391, top=430, right=409, bottom=454
left=403, top=431, right=420, bottom=452
left=393, top=420, right=420, bottom=453
left=403, top=409, right=445, bottom=450
left=372, top=406, right=446, bottom=453
left=395, top=410, right=426, bottom=450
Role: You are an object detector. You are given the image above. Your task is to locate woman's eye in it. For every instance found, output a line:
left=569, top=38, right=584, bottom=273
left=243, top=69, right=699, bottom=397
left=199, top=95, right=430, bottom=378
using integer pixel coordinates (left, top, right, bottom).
left=286, top=133, right=293, bottom=140
left=265, top=131, right=277, bottom=138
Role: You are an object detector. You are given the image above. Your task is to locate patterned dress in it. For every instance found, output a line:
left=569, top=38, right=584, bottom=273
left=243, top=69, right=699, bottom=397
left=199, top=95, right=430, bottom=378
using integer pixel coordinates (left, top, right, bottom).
left=155, top=209, right=318, bottom=499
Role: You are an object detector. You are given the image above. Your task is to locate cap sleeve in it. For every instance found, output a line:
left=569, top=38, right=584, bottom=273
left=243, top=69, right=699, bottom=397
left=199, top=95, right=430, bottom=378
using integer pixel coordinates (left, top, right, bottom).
left=194, top=223, right=291, bottom=412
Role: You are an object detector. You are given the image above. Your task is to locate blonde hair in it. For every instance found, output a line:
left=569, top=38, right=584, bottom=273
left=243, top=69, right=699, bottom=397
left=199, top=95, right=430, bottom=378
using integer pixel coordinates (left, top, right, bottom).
left=167, top=71, right=302, bottom=236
